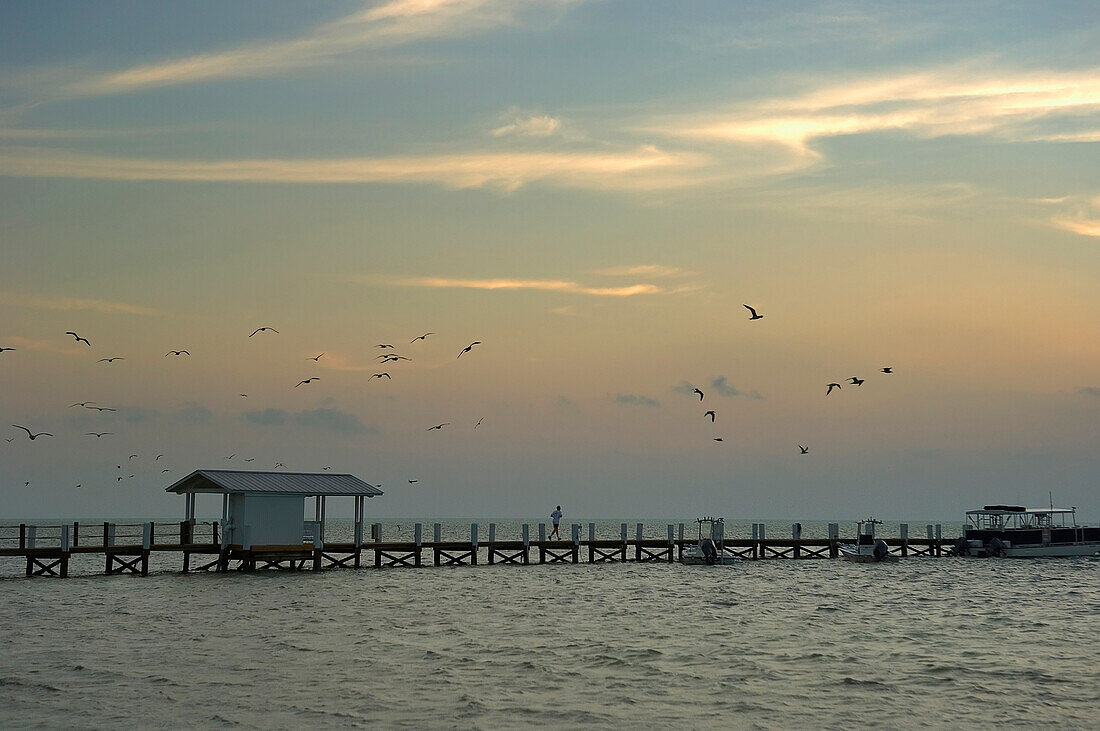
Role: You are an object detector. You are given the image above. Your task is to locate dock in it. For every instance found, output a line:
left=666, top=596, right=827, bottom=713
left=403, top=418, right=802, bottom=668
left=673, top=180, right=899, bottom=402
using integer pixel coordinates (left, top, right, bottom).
left=0, top=520, right=951, bottom=577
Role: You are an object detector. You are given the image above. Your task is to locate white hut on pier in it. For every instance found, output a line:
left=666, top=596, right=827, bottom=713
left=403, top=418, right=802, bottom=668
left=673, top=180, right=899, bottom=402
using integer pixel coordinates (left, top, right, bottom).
left=166, top=470, right=383, bottom=549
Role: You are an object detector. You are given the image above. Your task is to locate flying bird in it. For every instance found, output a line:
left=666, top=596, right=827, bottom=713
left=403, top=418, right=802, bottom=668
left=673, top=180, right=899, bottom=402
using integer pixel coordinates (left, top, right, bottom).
left=129, top=454, right=138, bottom=461
left=377, top=344, right=394, bottom=349
left=704, top=410, right=716, bottom=422
left=4, top=438, right=12, bottom=443
left=457, top=341, right=481, bottom=358
left=848, top=377, right=865, bottom=386
left=65, top=331, right=91, bottom=346
left=91, top=406, right=116, bottom=412
left=743, top=305, right=763, bottom=321
left=165, top=350, right=190, bottom=357
left=249, top=327, right=279, bottom=337
left=70, top=401, right=96, bottom=408
left=274, top=462, right=287, bottom=469
left=713, top=437, right=724, bottom=442
left=379, top=355, right=410, bottom=363
left=225, top=454, right=235, bottom=460
left=97, top=357, right=125, bottom=363
left=692, top=387, right=704, bottom=401
left=155, top=454, right=164, bottom=461
left=475, top=417, right=485, bottom=429
left=370, top=372, right=391, bottom=380
left=408, top=479, right=419, bottom=484
left=826, top=383, right=841, bottom=395
left=310, top=353, right=324, bottom=361
left=411, top=333, right=434, bottom=342
left=880, top=367, right=893, bottom=374
left=322, top=466, right=331, bottom=471
left=799, top=445, right=809, bottom=454
left=85, top=432, right=112, bottom=438
left=245, top=458, right=255, bottom=462
left=161, top=469, right=170, bottom=473
left=0, top=347, right=15, bottom=353
left=294, top=378, right=320, bottom=387
left=117, top=476, right=123, bottom=482
left=427, top=423, right=450, bottom=431
left=12, top=425, right=53, bottom=440
left=239, top=394, right=248, bottom=398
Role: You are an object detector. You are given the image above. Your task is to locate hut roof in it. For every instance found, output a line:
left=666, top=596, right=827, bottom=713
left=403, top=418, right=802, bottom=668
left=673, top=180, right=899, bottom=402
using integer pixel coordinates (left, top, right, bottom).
left=165, top=469, right=383, bottom=497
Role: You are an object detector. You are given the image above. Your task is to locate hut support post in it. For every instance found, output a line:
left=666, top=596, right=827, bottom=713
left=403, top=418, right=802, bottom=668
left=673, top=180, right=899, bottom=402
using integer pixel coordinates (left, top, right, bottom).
left=588, top=523, right=595, bottom=562
left=571, top=524, right=579, bottom=563
left=900, top=523, right=909, bottom=557
left=470, top=523, right=478, bottom=565
left=522, top=523, right=530, bottom=565
left=433, top=523, right=442, bottom=566
left=414, top=523, right=423, bottom=567
left=538, top=523, right=546, bottom=563
left=635, top=523, right=643, bottom=561
left=487, top=523, right=496, bottom=564
left=828, top=523, right=839, bottom=558
left=620, top=523, right=627, bottom=562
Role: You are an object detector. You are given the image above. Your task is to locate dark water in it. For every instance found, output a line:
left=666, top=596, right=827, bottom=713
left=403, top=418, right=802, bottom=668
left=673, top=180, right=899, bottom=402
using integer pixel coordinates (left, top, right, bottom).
left=1, top=535, right=1097, bottom=729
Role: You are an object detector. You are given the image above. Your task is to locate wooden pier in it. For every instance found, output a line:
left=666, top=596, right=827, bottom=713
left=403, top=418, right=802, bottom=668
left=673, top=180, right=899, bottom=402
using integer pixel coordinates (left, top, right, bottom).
left=0, top=520, right=951, bottom=578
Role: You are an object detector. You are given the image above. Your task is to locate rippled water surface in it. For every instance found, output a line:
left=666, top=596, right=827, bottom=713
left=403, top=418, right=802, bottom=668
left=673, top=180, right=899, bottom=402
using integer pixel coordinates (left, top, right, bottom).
left=1, top=551, right=1097, bottom=729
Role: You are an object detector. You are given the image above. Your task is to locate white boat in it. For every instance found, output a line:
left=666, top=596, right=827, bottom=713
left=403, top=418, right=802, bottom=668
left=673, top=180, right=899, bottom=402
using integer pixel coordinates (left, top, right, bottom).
left=955, top=505, right=1100, bottom=558
left=838, top=518, right=898, bottom=563
left=680, top=517, right=737, bottom=565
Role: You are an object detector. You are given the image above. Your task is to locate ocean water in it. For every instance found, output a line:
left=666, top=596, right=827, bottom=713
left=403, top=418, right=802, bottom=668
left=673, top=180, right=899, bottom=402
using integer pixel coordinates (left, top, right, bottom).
left=1, top=521, right=1097, bottom=729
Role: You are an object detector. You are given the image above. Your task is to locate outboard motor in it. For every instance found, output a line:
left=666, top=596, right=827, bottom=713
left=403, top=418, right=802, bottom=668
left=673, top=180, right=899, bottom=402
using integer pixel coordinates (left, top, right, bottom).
left=700, top=538, right=718, bottom=565
left=873, top=539, right=889, bottom=561
left=950, top=536, right=970, bottom=556
left=986, top=537, right=1006, bottom=558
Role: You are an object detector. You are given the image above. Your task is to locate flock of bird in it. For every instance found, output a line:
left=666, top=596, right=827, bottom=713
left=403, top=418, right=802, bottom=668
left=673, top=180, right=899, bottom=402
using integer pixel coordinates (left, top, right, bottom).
left=3, top=302, right=895, bottom=491
left=3, top=326, right=485, bottom=490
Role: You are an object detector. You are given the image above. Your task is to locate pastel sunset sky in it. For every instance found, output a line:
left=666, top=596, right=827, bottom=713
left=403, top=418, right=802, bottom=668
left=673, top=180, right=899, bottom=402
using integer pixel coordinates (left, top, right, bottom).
left=2, top=1, right=1098, bottom=520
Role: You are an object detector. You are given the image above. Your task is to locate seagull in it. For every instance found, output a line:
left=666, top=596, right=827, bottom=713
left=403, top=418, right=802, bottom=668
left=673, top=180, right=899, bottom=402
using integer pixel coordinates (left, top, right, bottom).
left=408, top=479, right=419, bottom=484
left=65, top=331, right=91, bottom=346
left=274, top=462, right=287, bottom=469
left=155, top=454, right=164, bottom=461
left=117, top=476, right=123, bottom=482
left=128, top=454, right=138, bottom=461
left=411, top=333, right=434, bottom=343
left=848, top=377, right=865, bottom=387
left=245, top=458, right=255, bottom=462
left=475, top=417, right=485, bottom=428
left=161, top=469, right=170, bottom=473
left=4, top=438, right=12, bottom=443
left=165, top=350, right=190, bottom=357
left=880, top=367, right=893, bottom=374
left=294, top=378, right=320, bottom=387
left=310, top=353, right=324, bottom=361
left=249, top=327, right=279, bottom=337
left=0, top=347, right=15, bottom=353
left=76, top=484, right=81, bottom=489
left=12, top=425, right=53, bottom=440
left=239, top=394, right=248, bottom=398
left=90, top=406, right=116, bottom=412
left=379, top=355, right=410, bottom=363
left=743, top=305, right=763, bottom=321
left=704, top=410, right=716, bottom=422
left=713, top=437, right=724, bottom=442
left=427, top=423, right=450, bottom=431
left=70, top=401, right=97, bottom=408
left=25, top=481, right=30, bottom=487
left=370, top=372, right=391, bottom=380
left=377, top=344, right=394, bottom=349
left=85, top=432, right=112, bottom=438
left=799, top=445, right=809, bottom=454
left=457, top=341, right=481, bottom=358
left=322, top=466, right=331, bottom=471
left=225, top=454, right=235, bottom=460
left=97, top=357, right=125, bottom=363
left=826, top=383, right=841, bottom=395
left=692, top=387, right=704, bottom=401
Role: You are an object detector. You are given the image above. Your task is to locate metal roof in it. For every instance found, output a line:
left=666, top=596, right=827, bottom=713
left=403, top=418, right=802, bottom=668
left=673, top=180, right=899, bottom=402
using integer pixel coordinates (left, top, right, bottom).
left=165, top=470, right=383, bottom=497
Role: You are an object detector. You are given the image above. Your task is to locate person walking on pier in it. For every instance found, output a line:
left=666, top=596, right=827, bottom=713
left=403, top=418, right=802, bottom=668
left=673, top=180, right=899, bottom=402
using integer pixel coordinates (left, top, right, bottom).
left=550, top=506, right=563, bottom=540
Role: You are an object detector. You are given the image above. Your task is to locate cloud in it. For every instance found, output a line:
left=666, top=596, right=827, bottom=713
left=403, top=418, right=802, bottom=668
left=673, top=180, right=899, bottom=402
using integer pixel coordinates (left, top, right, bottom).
left=244, top=408, right=288, bottom=426
left=614, top=393, right=660, bottom=407
left=382, top=275, right=663, bottom=296
left=673, top=382, right=700, bottom=396
left=593, top=264, right=689, bottom=278
left=0, top=146, right=707, bottom=192
left=0, top=293, right=159, bottom=315
left=60, top=0, right=583, bottom=98
left=293, top=407, right=374, bottom=434
left=1036, top=194, right=1100, bottom=238
left=650, top=66, right=1100, bottom=173
left=492, top=114, right=563, bottom=137
left=711, top=376, right=764, bottom=400
left=172, top=402, right=212, bottom=424
left=1079, top=387, right=1100, bottom=397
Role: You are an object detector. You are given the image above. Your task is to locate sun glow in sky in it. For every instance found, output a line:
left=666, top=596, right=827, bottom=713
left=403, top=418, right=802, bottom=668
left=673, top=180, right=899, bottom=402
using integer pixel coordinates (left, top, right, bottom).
left=1, top=1, right=1098, bottom=520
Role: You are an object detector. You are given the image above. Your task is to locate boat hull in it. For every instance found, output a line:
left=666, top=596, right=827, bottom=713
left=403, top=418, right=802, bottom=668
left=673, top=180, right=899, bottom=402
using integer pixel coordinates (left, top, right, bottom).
left=837, top=545, right=899, bottom=563
left=1000, top=544, right=1100, bottom=558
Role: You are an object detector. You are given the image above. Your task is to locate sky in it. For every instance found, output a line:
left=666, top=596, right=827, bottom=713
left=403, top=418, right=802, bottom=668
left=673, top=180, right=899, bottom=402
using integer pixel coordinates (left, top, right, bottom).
left=1, top=1, right=1098, bottom=521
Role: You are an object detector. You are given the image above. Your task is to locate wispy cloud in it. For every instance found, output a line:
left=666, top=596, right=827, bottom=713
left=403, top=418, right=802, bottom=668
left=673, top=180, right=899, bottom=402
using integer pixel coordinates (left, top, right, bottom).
left=0, top=146, right=707, bottom=192
left=492, top=114, right=563, bottom=138
left=244, top=406, right=374, bottom=433
left=315, top=352, right=380, bottom=373
left=244, top=408, right=288, bottom=426
left=614, top=393, right=660, bottom=407
left=0, top=293, right=159, bottom=315
left=383, top=275, right=664, bottom=296
left=650, top=66, right=1100, bottom=173
left=711, top=376, right=764, bottom=400
left=172, top=402, right=213, bottom=424
left=59, top=0, right=582, bottom=98
left=1036, top=193, right=1100, bottom=238
left=593, top=264, right=689, bottom=278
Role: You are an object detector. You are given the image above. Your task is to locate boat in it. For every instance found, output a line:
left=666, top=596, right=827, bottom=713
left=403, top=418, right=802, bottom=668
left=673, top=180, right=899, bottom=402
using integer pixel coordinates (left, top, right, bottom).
left=837, top=518, right=898, bottom=562
left=955, top=505, right=1100, bottom=558
left=680, top=517, right=737, bottom=565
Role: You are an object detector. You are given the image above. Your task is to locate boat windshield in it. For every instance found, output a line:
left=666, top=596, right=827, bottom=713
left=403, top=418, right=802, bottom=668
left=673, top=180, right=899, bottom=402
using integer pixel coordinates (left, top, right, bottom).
left=966, top=507, right=1078, bottom=530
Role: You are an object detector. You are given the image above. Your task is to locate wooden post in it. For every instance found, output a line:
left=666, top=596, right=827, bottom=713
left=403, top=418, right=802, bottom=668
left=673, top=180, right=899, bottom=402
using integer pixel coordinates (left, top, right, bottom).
left=487, top=523, right=496, bottom=565
left=828, top=523, right=839, bottom=558
left=635, top=523, right=643, bottom=561
left=538, top=523, right=546, bottom=563
left=73, top=521, right=79, bottom=548
left=677, top=523, right=685, bottom=559
left=19, top=523, right=26, bottom=550
left=24, top=526, right=36, bottom=577
left=434, top=523, right=442, bottom=566
left=620, top=523, right=627, bottom=562
left=353, top=497, right=363, bottom=568
left=667, top=524, right=674, bottom=562
left=373, top=522, right=384, bottom=568
left=935, top=524, right=942, bottom=557
left=759, top=523, right=766, bottom=559
left=413, top=523, right=423, bottom=567
left=141, top=522, right=152, bottom=576
left=752, top=523, right=759, bottom=559
left=470, top=523, right=478, bottom=565
left=900, top=523, right=909, bottom=557
left=792, top=523, right=801, bottom=559
left=588, top=523, right=596, bottom=562
left=313, top=531, right=322, bottom=571
left=59, top=524, right=70, bottom=577
left=571, top=524, right=579, bottom=563
left=522, top=523, right=530, bottom=564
